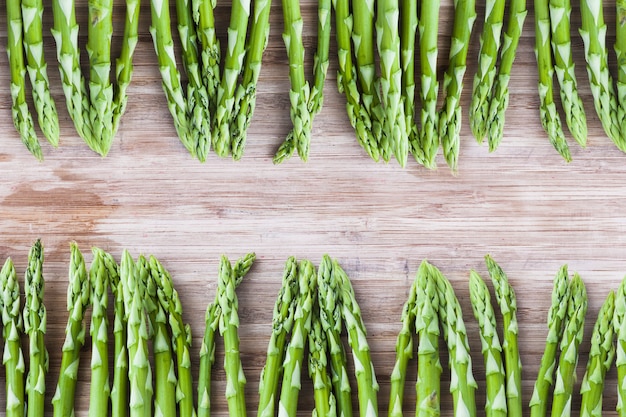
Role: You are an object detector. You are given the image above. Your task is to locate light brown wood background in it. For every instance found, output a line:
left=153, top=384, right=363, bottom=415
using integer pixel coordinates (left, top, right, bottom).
left=0, top=0, right=624, bottom=415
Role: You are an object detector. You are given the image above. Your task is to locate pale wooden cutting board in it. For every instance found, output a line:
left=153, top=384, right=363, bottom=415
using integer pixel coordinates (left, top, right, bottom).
left=0, top=0, right=624, bottom=415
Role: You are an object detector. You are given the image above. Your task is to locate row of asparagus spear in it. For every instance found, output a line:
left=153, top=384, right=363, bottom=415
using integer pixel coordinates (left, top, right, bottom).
left=0, top=241, right=624, bottom=416
left=6, top=0, right=626, bottom=164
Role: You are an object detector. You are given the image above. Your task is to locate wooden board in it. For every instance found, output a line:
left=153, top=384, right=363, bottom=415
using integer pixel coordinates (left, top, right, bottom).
left=0, top=0, right=624, bottom=415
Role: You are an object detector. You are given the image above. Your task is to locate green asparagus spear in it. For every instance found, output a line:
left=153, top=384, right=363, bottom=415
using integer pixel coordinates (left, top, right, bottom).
left=334, top=0, right=380, bottom=161
left=88, top=248, right=111, bottom=417
left=376, top=0, right=408, bottom=166
left=352, top=0, right=386, bottom=161
left=217, top=255, right=248, bottom=417
left=21, top=0, right=60, bottom=146
left=278, top=260, right=317, bottom=416
left=52, top=242, right=91, bottom=417
left=150, top=0, right=194, bottom=156
left=192, top=0, right=220, bottom=120
left=144, top=257, right=177, bottom=417
left=0, top=258, right=25, bottom=417
left=469, top=271, right=507, bottom=417
left=387, top=268, right=418, bottom=417
left=470, top=0, right=506, bottom=143
left=400, top=0, right=418, bottom=150
left=485, top=256, right=522, bottom=417
left=579, top=0, right=624, bottom=149
left=485, top=0, right=528, bottom=151
left=311, top=0, right=332, bottom=118
left=86, top=0, right=115, bottom=155
left=230, top=0, right=270, bottom=159
left=580, top=291, right=615, bottom=417
left=213, top=0, right=252, bottom=157
left=616, top=0, right=626, bottom=118
left=614, top=274, right=626, bottom=416
left=318, top=255, right=353, bottom=417
left=106, top=251, right=128, bottom=417
left=548, top=0, right=588, bottom=147
left=438, top=0, right=476, bottom=171
left=120, top=250, right=153, bottom=417
left=431, top=262, right=477, bottom=417
left=273, top=0, right=314, bottom=163
left=550, top=274, right=587, bottom=417
left=23, top=240, right=48, bottom=417
left=112, top=0, right=141, bottom=136
left=6, top=0, right=42, bottom=159
left=415, top=0, right=440, bottom=168
left=415, top=261, right=442, bottom=417
left=256, top=257, right=298, bottom=417
left=151, top=256, right=195, bottom=417
left=334, top=260, right=379, bottom=417
left=198, top=253, right=255, bottom=417
left=309, top=308, right=337, bottom=417
left=529, top=265, right=571, bottom=417
left=534, top=0, right=570, bottom=161
left=175, top=0, right=212, bottom=161
left=51, top=0, right=92, bottom=145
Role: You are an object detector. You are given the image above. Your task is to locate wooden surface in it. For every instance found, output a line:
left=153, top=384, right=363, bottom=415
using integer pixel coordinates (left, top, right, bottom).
left=0, top=0, right=625, bottom=416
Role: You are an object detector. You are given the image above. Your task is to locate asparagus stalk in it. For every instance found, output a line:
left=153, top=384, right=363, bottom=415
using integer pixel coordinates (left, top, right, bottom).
left=151, top=256, right=196, bottom=417
left=230, top=0, right=270, bottom=159
left=533, top=0, right=570, bottom=161
left=278, top=259, right=317, bottom=417
left=439, top=0, right=476, bottom=171
left=52, top=242, right=91, bottom=417
left=150, top=0, right=194, bottom=155
left=309, top=309, right=337, bottom=417
left=529, top=265, right=571, bottom=417
left=256, top=257, right=298, bottom=417
left=333, top=0, right=380, bottom=161
left=318, top=255, right=353, bottom=417
left=0, top=258, right=25, bottom=417
left=400, top=0, right=418, bottom=151
left=376, top=0, right=408, bottom=166
left=23, top=239, right=48, bottom=417
left=485, top=255, right=522, bottom=417
left=106, top=251, right=128, bottom=417
left=192, top=0, right=220, bottom=117
left=273, top=0, right=314, bottom=163
left=217, top=255, right=248, bottom=417
left=86, top=0, right=115, bottom=155
left=469, top=0, right=506, bottom=143
left=415, top=0, right=440, bottom=168
left=580, top=291, right=615, bottom=417
left=144, top=257, right=177, bottom=417
left=579, top=0, right=624, bottom=149
left=198, top=253, right=255, bottom=417
left=21, top=0, right=60, bottom=146
left=485, top=0, right=528, bottom=151
left=88, top=248, right=111, bottom=417
left=6, top=0, right=42, bottom=159
left=548, top=0, right=588, bottom=147
left=616, top=1, right=626, bottom=116
left=550, top=273, right=587, bottom=417
left=120, top=250, right=153, bottom=417
left=311, top=0, right=332, bottom=118
left=415, top=261, right=442, bottom=417
left=469, top=270, right=507, bottom=417
left=213, top=0, right=252, bottom=157
left=614, top=274, right=626, bottom=416
left=112, top=0, right=141, bottom=135
left=334, top=260, right=379, bottom=417
left=387, top=267, right=418, bottom=417
left=51, top=0, right=92, bottom=145
left=351, top=0, right=386, bottom=161
left=175, top=0, right=212, bottom=161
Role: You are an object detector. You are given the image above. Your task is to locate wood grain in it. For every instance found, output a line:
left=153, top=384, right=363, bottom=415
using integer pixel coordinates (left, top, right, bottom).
left=0, top=0, right=624, bottom=416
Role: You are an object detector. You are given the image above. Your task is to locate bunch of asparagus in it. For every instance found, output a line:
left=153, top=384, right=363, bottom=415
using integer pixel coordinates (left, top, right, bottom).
left=5, top=0, right=59, bottom=160
left=50, top=0, right=140, bottom=156
left=258, top=254, right=378, bottom=417
left=388, top=260, right=477, bottom=417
